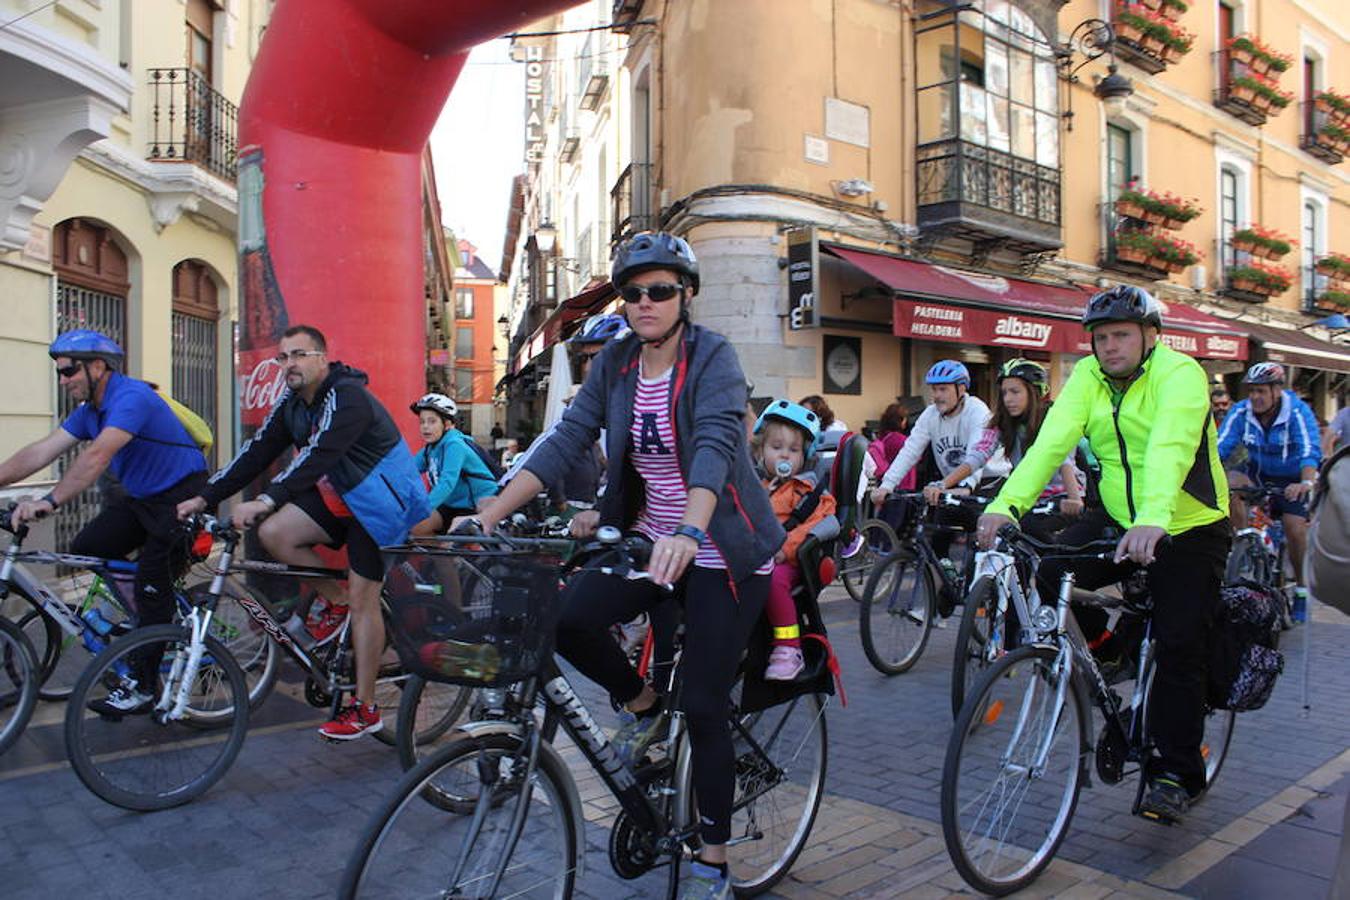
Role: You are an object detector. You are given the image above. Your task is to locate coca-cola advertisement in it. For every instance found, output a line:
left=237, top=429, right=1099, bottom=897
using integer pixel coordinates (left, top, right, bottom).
left=237, top=146, right=290, bottom=429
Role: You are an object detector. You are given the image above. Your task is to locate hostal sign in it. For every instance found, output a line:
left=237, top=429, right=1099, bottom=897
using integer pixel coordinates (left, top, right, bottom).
left=524, top=45, right=547, bottom=166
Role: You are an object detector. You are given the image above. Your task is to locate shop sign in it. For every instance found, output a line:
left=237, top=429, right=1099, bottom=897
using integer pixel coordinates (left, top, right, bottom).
left=893, top=301, right=1247, bottom=361
left=428, top=348, right=451, bottom=366
left=823, top=334, right=862, bottom=395
left=786, top=227, right=819, bottom=330
left=523, top=45, right=547, bottom=166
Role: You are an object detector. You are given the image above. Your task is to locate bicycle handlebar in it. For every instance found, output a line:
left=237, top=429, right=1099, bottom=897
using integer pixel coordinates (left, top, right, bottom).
left=1229, top=485, right=1289, bottom=501
left=995, top=524, right=1119, bottom=561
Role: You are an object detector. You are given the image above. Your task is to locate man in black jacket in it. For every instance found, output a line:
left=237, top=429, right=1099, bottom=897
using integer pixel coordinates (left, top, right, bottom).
left=179, top=325, right=428, bottom=740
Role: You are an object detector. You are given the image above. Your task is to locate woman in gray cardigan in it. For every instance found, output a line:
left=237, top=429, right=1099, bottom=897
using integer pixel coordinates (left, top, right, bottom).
left=465, top=232, right=783, bottom=899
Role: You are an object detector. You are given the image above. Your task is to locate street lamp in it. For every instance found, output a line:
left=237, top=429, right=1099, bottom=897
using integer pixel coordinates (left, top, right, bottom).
left=534, top=221, right=557, bottom=255
left=1057, top=19, right=1134, bottom=131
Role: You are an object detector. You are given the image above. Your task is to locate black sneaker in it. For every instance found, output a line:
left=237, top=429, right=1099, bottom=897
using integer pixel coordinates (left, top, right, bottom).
left=88, top=680, right=154, bottom=717
left=1139, top=774, right=1191, bottom=825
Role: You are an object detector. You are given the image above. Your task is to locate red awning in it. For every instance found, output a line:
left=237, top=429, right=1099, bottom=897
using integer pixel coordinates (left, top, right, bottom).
left=512, top=280, right=616, bottom=373
left=824, top=244, right=1249, bottom=361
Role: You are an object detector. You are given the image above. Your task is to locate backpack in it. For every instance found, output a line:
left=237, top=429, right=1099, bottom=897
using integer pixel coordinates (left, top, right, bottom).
left=155, top=390, right=214, bottom=455
left=1208, top=583, right=1284, bottom=712
left=463, top=433, right=504, bottom=482
left=1308, top=444, right=1350, bottom=618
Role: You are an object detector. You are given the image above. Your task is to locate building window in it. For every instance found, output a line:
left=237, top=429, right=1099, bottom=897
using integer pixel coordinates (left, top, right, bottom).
left=171, top=259, right=219, bottom=465
left=1303, top=200, right=1322, bottom=307
left=455, top=327, right=474, bottom=359
left=1106, top=124, right=1133, bottom=199
left=186, top=0, right=214, bottom=82
left=913, top=0, right=1061, bottom=242
left=454, top=368, right=475, bottom=403
left=1220, top=166, right=1240, bottom=269
left=455, top=287, right=474, bottom=319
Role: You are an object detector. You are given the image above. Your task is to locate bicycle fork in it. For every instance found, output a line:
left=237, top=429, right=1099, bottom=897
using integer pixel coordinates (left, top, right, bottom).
left=159, top=606, right=216, bottom=720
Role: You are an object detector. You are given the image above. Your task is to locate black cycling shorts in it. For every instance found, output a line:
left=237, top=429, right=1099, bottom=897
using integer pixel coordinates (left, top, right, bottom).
left=291, top=488, right=386, bottom=582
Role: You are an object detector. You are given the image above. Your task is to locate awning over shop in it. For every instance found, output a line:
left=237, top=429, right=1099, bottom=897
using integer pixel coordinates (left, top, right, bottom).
left=1242, top=319, right=1350, bottom=374
left=511, top=280, right=615, bottom=374
left=823, top=244, right=1249, bottom=361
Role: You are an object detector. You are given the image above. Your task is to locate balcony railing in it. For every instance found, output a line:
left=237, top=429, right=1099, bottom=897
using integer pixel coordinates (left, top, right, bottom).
left=915, top=139, right=1061, bottom=253
left=610, top=162, right=655, bottom=246
left=1212, top=51, right=1267, bottom=126
left=148, top=68, right=238, bottom=181
left=1300, top=101, right=1346, bottom=165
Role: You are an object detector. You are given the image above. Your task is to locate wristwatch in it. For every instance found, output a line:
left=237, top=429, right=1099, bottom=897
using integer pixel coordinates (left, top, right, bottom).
left=41, top=492, right=60, bottom=510
left=257, top=493, right=278, bottom=511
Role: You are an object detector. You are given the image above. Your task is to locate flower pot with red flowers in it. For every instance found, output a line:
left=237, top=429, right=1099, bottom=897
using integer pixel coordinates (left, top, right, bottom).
left=1228, top=262, right=1292, bottom=298
left=1315, top=289, right=1350, bottom=313
left=1229, top=74, right=1259, bottom=104
left=1161, top=25, right=1194, bottom=63
left=1322, top=123, right=1350, bottom=155
left=1161, top=0, right=1187, bottom=21
left=1151, top=235, right=1200, bottom=273
left=1321, top=90, right=1350, bottom=125
left=1152, top=191, right=1202, bottom=230
left=1226, top=34, right=1257, bottom=66
left=1114, top=229, right=1156, bottom=265
left=1114, top=11, right=1145, bottom=43
left=1233, top=226, right=1296, bottom=261
left=1315, top=253, right=1350, bottom=285
left=1260, top=45, right=1293, bottom=75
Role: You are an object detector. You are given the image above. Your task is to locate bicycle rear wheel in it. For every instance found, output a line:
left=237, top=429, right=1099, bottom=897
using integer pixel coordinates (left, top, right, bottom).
left=860, top=548, right=934, bottom=675
left=942, top=645, right=1089, bottom=896
left=724, top=690, right=829, bottom=896
left=951, top=576, right=998, bottom=718
left=340, top=732, right=578, bottom=899
left=1223, top=533, right=1269, bottom=586
left=0, top=616, right=39, bottom=756
left=394, top=674, right=476, bottom=769
left=839, top=518, right=898, bottom=602
left=64, top=624, right=249, bottom=810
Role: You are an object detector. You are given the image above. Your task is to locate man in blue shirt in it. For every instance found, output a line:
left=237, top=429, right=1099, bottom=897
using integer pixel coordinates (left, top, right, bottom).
left=0, top=330, right=208, bottom=712
left=1217, top=361, right=1322, bottom=621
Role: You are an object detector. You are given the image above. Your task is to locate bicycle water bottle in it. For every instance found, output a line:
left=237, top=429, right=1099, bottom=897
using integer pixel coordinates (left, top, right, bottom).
left=938, top=557, right=959, bottom=587
left=83, top=607, right=115, bottom=637
left=418, top=639, right=501, bottom=682
left=283, top=613, right=316, bottom=650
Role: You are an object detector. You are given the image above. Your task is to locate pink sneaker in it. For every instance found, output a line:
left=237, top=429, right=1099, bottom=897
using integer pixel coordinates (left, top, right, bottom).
left=765, top=646, right=805, bottom=681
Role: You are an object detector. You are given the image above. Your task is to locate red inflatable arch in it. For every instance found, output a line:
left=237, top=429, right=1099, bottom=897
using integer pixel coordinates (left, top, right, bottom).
left=236, top=0, right=577, bottom=444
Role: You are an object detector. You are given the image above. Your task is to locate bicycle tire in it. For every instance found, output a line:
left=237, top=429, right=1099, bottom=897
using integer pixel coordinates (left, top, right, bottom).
left=0, top=616, right=39, bottom=756
left=394, top=674, right=475, bottom=769
left=64, top=624, right=249, bottom=810
left=951, top=576, right=997, bottom=718
left=13, top=598, right=72, bottom=700
left=340, top=732, right=579, bottom=899
left=1137, top=654, right=1237, bottom=795
left=942, top=644, right=1090, bottom=896
left=859, top=548, right=934, bottom=675
left=839, top=518, right=900, bottom=602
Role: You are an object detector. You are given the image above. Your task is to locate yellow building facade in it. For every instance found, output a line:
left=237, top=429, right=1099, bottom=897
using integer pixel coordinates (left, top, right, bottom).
left=602, top=0, right=1348, bottom=429
left=1, top=1, right=270, bottom=520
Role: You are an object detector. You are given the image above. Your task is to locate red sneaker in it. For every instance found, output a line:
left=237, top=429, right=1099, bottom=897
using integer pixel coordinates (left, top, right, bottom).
left=318, top=702, right=382, bottom=741
left=306, top=598, right=350, bottom=645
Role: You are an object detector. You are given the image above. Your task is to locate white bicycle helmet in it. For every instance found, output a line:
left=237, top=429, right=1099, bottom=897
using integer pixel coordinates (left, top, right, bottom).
left=410, top=392, right=458, bottom=420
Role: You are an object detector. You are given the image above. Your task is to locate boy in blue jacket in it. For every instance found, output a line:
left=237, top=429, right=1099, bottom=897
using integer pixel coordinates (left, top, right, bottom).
left=410, top=393, right=497, bottom=535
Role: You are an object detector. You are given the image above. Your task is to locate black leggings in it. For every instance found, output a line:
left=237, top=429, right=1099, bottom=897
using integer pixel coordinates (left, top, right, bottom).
left=70, top=471, right=207, bottom=685
left=553, top=566, right=768, bottom=846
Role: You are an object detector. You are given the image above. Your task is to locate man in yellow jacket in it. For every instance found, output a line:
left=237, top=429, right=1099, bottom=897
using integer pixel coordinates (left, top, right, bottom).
left=977, top=285, right=1231, bottom=826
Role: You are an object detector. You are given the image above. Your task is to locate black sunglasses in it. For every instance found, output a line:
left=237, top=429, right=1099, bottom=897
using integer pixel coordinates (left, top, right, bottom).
left=618, top=282, right=683, bottom=303
left=55, top=363, right=81, bottom=378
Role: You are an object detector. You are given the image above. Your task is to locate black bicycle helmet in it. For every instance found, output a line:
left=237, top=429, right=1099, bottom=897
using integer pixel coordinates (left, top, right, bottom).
left=1081, top=285, right=1163, bottom=331
left=610, top=231, right=699, bottom=294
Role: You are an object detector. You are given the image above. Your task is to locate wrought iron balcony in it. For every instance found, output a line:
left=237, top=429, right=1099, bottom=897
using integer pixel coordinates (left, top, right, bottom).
left=1300, top=101, right=1346, bottom=165
left=147, top=68, right=238, bottom=182
left=915, top=139, right=1061, bottom=254
left=610, top=162, right=655, bottom=245
left=1212, top=52, right=1267, bottom=127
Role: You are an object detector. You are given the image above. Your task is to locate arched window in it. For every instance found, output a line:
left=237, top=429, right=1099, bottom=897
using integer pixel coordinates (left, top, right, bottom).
left=914, top=0, right=1061, bottom=246
left=171, top=259, right=220, bottom=462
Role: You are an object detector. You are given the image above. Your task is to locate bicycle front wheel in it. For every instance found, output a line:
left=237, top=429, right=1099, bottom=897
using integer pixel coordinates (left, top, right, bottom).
left=0, top=616, right=39, bottom=756
left=723, top=690, right=829, bottom=896
left=186, top=580, right=280, bottom=716
left=394, top=674, right=475, bottom=769
left=341, top=732, right=578, bottom=899
left=942, top=644, right=1089, bottom=897
left=65, top=624, right=249, bottom=810
left=951, top=576, right=998, bottom=718
left=839, top=518, right=899, bottom=601
left=860, top=549, right=934, bottom=675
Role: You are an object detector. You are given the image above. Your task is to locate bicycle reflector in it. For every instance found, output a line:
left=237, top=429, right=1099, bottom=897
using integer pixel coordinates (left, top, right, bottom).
left=190, top=528, right=213, bottom=560
left=818, top=557, right=837, bottom=586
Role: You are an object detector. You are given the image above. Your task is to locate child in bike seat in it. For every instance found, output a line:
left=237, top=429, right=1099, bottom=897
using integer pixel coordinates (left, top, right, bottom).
left=753, top=400, right=837, bottom=681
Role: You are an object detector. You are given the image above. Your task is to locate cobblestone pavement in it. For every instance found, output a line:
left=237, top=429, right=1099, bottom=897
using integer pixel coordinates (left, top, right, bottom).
left=1, top=589, right=1345, bottom=898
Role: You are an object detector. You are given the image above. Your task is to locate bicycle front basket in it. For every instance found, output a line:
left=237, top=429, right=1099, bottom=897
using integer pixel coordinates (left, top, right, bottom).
left=383, top=548, right=563, bottom=687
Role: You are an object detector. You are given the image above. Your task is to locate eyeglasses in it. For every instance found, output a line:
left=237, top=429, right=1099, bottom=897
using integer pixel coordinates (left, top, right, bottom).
left=55, top=363, right=81, bottom=378
left=273, top=349, right=325, bottom=364
left=618, top=282, right=683, bottom=304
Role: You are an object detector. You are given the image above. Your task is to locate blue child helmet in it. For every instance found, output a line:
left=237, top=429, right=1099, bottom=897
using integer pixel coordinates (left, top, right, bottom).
left=925, top=360, right=970, bottom=386
left=570, top=313, right=631, bottom=346
left=49, top=329, right=125, bottom=366
left=754, top=399, right=822, bottom=448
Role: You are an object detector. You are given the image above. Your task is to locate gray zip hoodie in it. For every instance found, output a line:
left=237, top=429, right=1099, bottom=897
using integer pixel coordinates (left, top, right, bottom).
left=878, top=395, right=992, bottom=491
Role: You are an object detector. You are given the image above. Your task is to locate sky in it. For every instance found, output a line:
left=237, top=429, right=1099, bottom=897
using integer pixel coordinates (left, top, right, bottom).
left=429, top=40, right=526, bottom=278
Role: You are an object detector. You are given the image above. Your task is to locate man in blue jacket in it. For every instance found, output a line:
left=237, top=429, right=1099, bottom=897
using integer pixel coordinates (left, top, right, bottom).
left=1, top=330, right=208, bottom=714
left=179, top=325, right=429, bottom=739
left=1217, top=362, right=1322, bottom=621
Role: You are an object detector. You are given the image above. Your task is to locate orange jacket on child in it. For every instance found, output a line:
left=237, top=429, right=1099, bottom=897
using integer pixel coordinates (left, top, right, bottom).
left=765, top=473, right=837, bottom=565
